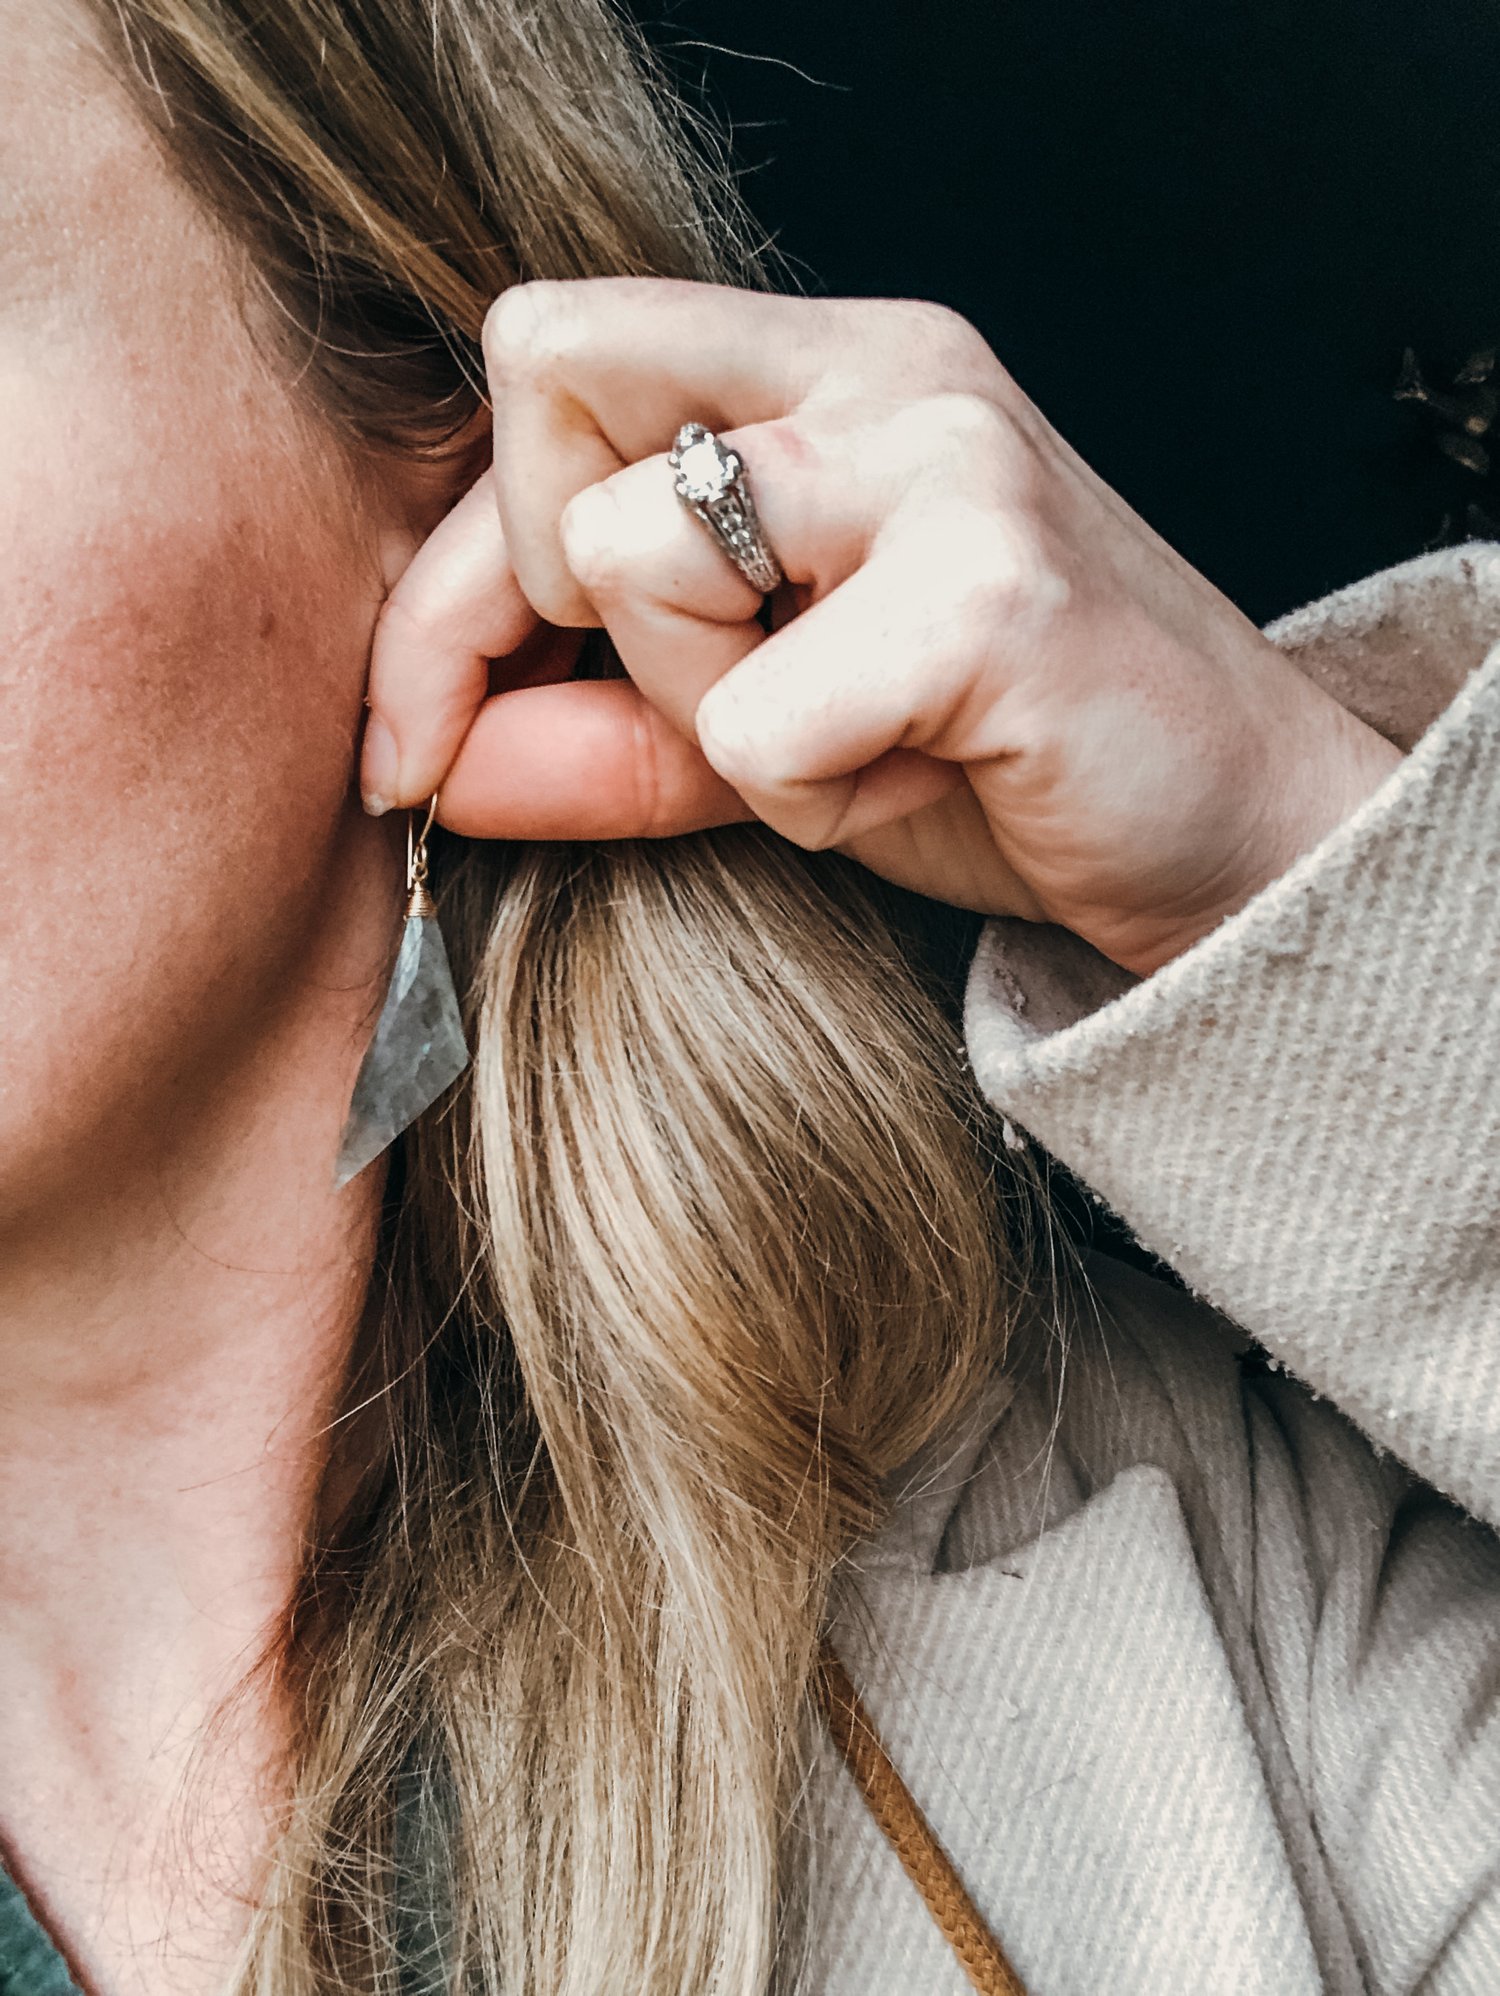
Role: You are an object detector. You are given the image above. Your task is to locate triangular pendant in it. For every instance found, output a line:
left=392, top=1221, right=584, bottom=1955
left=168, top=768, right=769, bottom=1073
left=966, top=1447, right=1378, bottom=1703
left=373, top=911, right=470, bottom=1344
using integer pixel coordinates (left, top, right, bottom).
left=334, top=887, right=470, bottom=1188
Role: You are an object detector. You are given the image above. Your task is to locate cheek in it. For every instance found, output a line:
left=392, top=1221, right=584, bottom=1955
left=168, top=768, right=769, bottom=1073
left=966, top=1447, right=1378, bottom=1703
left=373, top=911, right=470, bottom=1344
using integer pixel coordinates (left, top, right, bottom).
left=11, top=463, right=367, bottom=845
left=0, top=353, right=387, bottom=1180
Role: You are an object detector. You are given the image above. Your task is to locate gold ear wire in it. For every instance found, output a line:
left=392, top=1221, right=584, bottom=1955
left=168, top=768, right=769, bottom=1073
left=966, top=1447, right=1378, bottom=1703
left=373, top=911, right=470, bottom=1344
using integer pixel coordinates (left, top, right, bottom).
left=406, top=793, right=440, bottom=918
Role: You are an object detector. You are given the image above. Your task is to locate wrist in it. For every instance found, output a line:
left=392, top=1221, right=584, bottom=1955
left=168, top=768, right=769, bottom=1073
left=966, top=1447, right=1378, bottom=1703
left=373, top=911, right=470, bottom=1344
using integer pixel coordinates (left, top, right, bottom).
left=1134, top=699, right=1404, bottom=979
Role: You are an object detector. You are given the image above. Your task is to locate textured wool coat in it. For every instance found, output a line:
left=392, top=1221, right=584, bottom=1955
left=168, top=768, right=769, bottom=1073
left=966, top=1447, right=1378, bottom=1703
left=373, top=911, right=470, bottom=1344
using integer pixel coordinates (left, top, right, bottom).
left=798, top=544, right=1500, bottom=1996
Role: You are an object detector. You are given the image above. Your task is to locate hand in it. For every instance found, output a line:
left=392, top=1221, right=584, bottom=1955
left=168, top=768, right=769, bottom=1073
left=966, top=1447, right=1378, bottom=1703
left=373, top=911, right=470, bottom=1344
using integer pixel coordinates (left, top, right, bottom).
left=361, top=279, right=1403, bottom=977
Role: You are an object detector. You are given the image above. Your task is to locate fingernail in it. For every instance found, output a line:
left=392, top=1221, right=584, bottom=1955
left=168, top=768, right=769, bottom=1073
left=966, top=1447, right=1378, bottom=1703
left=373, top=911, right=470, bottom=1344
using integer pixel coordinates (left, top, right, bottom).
left=361, top=711, right=398, bottom=817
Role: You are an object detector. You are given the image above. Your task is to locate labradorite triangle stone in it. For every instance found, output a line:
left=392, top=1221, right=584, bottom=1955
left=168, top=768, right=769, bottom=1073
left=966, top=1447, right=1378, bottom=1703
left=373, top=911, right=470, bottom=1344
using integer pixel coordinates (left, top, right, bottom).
left=334, top=913, right=469, bottom=1187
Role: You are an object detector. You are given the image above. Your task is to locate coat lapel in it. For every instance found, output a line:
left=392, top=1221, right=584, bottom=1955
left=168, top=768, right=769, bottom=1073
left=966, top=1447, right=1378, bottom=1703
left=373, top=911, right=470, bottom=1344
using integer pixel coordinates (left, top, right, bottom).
left=803, top=1467, right=1325, bottom=1995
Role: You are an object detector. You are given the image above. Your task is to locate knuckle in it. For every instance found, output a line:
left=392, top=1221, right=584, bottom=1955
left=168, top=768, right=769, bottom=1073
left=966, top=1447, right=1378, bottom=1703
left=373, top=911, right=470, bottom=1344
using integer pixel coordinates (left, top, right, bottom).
left=960, top=513, right=1070, bottom=629
left=879, top=390, right=1019, bottom=498
left=628, top=699, right=670, bottom=842
left=822, top=297, right=1000, bottom=401
left=904, top=504, right=1067, bottom=636
left=880, top=299, right=995, bottom=384
left=481, top=279, right=573, bottom=380
left=921, top=388, right=1016, bottom=462
left=914, top=297, right=985, bottom=357
left=886, top=390, right=1062, bottom=575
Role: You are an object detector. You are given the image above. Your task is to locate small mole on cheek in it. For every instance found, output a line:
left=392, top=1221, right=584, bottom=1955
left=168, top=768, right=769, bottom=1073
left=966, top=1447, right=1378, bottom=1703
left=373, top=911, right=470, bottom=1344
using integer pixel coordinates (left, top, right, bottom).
left=258, top=604, right=277, bottom=642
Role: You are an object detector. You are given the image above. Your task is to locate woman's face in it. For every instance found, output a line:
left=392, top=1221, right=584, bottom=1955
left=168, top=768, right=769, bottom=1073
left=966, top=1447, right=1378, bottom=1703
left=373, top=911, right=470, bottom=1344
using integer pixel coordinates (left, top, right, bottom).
left=1, top=1, right=418, bottom=1224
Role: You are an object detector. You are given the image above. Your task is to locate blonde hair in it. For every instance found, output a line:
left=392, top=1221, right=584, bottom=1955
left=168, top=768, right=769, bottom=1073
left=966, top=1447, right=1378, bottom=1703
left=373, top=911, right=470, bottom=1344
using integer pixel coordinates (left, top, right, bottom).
left=91, top=3, right=1046, bottom=1989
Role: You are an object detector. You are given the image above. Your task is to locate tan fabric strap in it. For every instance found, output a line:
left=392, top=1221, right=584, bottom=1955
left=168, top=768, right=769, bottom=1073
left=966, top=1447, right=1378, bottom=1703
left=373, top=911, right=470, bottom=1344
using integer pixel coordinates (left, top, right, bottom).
left=815, top=1640, right=1029, bottom=1996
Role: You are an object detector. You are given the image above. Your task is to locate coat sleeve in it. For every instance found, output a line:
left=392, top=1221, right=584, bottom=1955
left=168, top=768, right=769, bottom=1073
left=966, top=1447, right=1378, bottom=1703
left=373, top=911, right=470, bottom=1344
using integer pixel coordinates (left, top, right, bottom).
left=962, top=542, right=1500, bottom=1531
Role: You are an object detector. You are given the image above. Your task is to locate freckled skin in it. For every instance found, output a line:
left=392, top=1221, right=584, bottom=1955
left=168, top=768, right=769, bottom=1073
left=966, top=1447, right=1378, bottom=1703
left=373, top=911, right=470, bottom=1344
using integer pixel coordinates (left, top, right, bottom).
left=0, top=8, right=455, bottom=1991
left=0, top=3, right=410, bottom=1227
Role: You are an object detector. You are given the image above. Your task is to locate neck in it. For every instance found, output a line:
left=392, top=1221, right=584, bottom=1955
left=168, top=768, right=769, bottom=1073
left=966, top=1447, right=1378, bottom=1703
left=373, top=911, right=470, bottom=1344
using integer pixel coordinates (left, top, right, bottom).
left=0, top=806, right=402, bottom=1989
left=0, top=1165, right=378, bottom=1692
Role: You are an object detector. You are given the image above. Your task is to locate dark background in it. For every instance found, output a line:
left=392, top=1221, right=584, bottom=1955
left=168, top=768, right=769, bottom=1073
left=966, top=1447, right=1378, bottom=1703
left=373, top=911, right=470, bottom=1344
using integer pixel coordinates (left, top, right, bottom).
left=628, top=1, right=1500, bottom=1273
left=633, top=0, right=1500, bottom=624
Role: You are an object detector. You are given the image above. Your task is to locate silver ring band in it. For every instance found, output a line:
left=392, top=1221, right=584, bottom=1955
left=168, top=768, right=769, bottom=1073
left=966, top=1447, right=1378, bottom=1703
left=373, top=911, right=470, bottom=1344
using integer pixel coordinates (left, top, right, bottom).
left=669, top=422, right=784, bottom=595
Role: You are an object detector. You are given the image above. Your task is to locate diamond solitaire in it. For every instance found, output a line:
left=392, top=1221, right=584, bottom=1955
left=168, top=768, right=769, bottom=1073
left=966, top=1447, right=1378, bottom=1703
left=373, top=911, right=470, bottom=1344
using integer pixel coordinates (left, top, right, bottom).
left=673, top=431, right=737, bottom=503
left=668, top=421, right=784, bottom=594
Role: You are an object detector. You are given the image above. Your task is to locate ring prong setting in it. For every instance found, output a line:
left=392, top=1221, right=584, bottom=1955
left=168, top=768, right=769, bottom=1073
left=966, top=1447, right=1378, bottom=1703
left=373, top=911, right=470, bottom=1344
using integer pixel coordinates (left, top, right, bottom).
left=669, top=423, right=739, bottom=505
left=668, top=420, right=784, bottom=595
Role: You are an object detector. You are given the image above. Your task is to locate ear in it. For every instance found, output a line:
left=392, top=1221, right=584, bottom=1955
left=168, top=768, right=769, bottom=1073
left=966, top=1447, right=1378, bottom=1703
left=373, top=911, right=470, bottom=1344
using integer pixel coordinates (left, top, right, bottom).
left=372, top=401, right=495, bottom=594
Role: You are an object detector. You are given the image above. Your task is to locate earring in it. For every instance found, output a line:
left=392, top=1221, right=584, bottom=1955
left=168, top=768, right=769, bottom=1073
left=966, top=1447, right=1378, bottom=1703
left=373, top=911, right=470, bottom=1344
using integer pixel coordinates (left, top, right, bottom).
left=334, top=795, right=470, bottom=1188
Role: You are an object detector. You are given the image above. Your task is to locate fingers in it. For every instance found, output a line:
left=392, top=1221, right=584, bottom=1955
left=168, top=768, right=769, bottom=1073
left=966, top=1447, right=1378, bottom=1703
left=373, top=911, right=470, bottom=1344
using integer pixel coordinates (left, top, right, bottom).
left=556, top=426, right=872, bottom=738
left=432, top=516, right=991, bottom=849
left=420, top=445, right=779, bottom=840
left=360, top=437, right=776, bottom=818
left=483, top=279, right=827, bottom=628
left=556, top=455, right=765, bottom=737
left=361, top=276, right=1015, bottom=844
left=435, top=678, right=756, bottom=841
left=360, top=466, right=575, bottom=812
left=482, top=278, right=987, bottom=627
left=691, top=522, right=1004, bottom=848
left=365, top=413, right=877, bottom=818
left=484, top=278, right=829, bottom=460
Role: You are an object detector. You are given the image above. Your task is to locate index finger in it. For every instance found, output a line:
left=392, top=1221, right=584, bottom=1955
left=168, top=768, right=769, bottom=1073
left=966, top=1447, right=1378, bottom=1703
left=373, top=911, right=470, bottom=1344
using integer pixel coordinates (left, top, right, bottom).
left=482, top=277, right=851, bottom=626
left=484, top=276, right=828, bottom=458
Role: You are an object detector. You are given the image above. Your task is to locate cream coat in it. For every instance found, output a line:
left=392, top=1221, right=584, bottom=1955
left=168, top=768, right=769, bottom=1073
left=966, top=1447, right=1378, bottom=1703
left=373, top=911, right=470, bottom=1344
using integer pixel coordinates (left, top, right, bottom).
left=799, top=545, right=1500, bottom=1996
